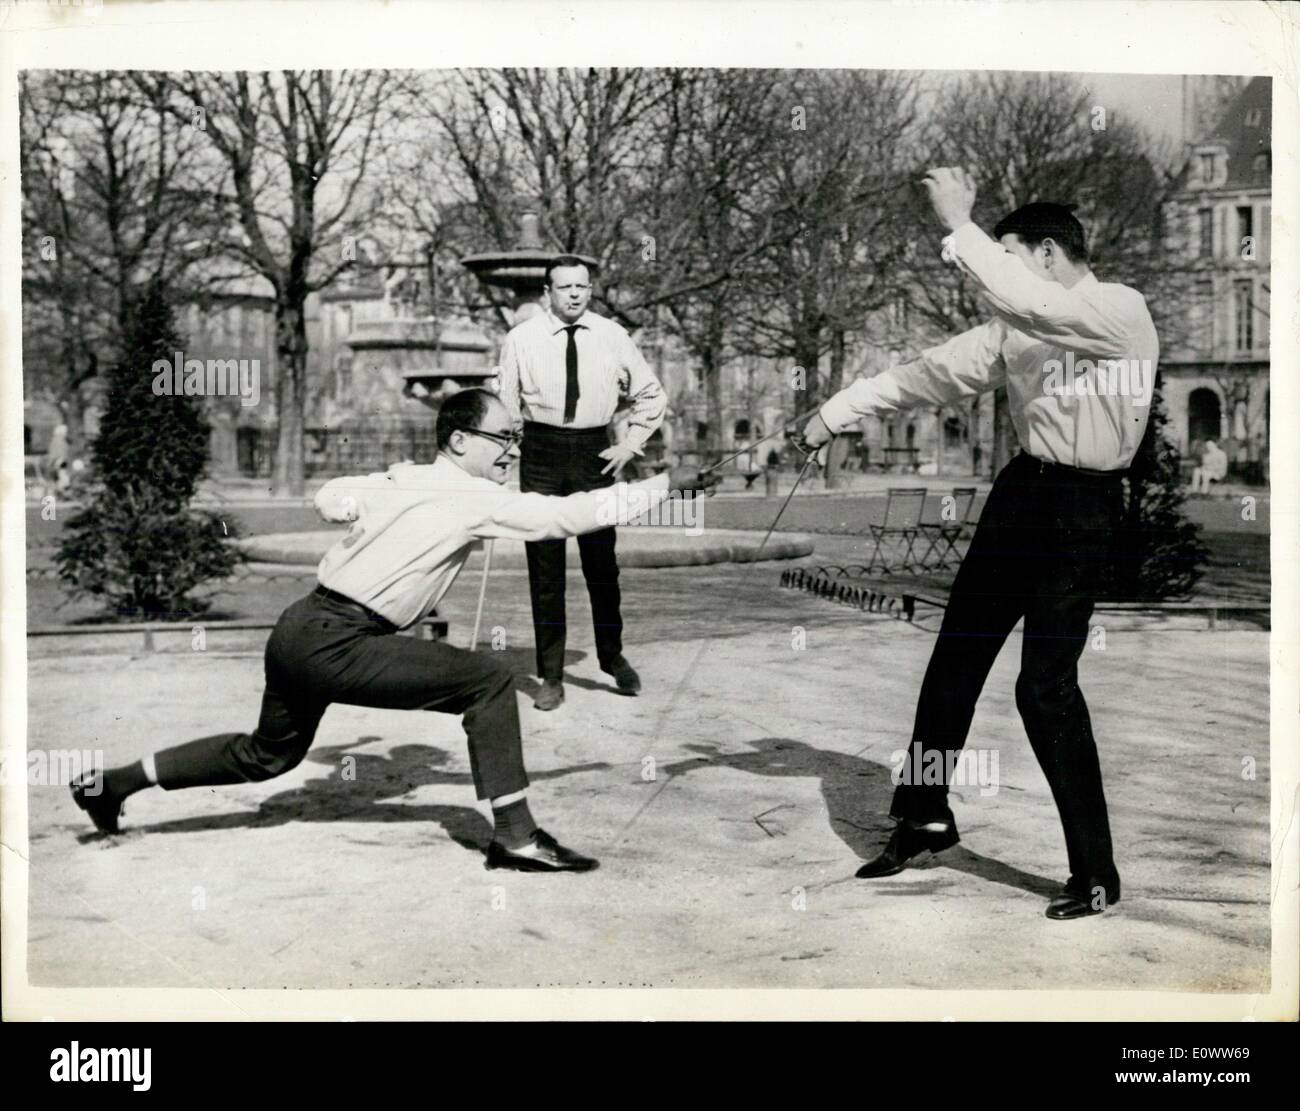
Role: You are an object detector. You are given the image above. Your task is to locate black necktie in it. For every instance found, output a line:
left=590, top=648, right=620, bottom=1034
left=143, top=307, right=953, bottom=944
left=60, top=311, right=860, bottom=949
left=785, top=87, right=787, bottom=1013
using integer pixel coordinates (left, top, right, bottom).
left=563, top=325, right=580, bottom=424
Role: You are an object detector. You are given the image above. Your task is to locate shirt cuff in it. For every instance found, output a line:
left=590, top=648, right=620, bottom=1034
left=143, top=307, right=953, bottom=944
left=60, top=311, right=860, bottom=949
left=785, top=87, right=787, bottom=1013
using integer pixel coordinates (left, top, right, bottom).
left=819, top=392, right=866, bottom=435
left=941, top=221, right=986, bottom=265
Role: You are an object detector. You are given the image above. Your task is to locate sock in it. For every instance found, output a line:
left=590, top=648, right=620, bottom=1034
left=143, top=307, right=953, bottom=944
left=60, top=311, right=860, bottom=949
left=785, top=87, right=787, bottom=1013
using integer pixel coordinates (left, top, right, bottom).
left=492, top=797, right=538, bottom=850
left=101, top=761, right=153, bottom=801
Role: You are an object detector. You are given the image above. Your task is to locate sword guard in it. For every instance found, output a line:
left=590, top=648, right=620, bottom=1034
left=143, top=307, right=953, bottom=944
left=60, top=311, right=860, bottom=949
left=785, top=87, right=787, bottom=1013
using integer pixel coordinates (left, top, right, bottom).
left=789, top=431, right=828, bottom=467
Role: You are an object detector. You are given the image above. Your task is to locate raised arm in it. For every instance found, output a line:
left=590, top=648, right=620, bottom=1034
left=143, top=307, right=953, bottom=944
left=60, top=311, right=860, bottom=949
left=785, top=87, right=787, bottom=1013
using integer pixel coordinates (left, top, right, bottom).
left=818, top=319, right=1008, bottom=433
left=946, top=222, right=1139, bottom=358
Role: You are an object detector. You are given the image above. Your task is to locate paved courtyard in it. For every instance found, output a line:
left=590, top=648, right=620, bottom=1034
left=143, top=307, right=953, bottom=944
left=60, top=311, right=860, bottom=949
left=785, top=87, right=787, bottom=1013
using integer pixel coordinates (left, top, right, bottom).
left=23, top=559, right=1271, bottom=996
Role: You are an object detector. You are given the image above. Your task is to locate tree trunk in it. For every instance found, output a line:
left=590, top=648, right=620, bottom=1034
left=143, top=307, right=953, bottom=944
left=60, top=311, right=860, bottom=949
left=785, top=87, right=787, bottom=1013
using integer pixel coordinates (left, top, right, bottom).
left=969, top=395, right=983, bottom=477
left=991, top=385, right=1018, bottom=475
left=793, top=333, right=821, bottom=418
left=824, top=328, right=847, bottom=489
left=272, top=299, right=307, bottom=497
left=935, top=407, right=944, bottom=478
left=703, top=344, right=724, bottom=465
left=207, top=404, right=240, bottom=477
left=63, top=381, right=87, bottom=464
left=826, top=327, right=847, bottom=395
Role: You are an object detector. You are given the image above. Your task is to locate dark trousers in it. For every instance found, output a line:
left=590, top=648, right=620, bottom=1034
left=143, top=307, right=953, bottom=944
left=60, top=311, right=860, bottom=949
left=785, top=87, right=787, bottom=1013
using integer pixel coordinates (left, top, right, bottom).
left=519, top=421, right=622, bottom=682
left=153, top=590, right=527, bottom=801
left=892, top=452, right=1124, bottom=889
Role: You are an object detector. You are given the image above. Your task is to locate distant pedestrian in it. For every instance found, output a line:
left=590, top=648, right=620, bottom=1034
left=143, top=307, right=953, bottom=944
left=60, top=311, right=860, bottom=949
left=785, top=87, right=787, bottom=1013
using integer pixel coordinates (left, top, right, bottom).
left=1191, top=439, right=1228, bottom=494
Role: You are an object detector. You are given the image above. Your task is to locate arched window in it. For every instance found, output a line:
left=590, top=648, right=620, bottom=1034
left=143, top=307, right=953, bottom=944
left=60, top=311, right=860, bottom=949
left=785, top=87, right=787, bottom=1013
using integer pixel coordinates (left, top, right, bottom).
left=1188, top=387, right=1221, bottom=448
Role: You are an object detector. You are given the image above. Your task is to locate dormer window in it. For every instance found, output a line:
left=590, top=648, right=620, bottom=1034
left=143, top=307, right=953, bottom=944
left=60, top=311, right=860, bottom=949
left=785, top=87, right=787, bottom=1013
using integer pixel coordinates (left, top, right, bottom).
left=1254, top=152, right=1270, bottom=178
left=1195, top=145, right=1227, bottom=188
left=1244, top=108, right=1262, bottom=127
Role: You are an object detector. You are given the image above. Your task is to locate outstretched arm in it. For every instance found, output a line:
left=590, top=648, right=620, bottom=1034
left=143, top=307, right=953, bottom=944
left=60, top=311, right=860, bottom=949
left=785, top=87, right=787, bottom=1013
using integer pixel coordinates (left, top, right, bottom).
left=472, top=465, right=715, bottom=542
left=811, top=319, right=1008, bottom=439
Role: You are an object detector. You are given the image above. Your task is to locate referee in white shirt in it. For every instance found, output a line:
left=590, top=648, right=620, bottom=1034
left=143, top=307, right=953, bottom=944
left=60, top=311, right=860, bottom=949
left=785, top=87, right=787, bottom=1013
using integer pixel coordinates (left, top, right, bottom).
left=497, top=256, right=668, bottom=711
left=802, top=170, right=1159, bottom=920
left=73, top=389, right=712, bottom=873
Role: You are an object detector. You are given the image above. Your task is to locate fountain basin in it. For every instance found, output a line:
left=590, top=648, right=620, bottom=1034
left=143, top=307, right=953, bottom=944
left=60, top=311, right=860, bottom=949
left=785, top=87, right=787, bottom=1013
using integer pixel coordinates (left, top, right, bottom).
left=236, top=527, right=814, bottom=570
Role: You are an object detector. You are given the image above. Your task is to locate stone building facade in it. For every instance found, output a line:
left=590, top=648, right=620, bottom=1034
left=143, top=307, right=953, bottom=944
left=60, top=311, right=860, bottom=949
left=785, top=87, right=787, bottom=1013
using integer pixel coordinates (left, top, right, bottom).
left=1158, top=76, right=1271, bottom=483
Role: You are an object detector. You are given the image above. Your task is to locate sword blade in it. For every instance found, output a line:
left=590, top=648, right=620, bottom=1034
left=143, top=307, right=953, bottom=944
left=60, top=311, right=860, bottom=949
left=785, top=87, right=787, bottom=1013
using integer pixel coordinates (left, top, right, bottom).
left=756, top=451, right=818, bottom=557
left=699, top=418, right=804, bottom=475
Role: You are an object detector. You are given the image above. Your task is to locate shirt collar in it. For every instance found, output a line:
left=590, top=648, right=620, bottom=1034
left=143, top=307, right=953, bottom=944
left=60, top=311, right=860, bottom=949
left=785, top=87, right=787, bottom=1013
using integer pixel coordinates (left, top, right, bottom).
left=545, top=307, right=591, bottom=334
left=433, top=453, right=490, bottom=486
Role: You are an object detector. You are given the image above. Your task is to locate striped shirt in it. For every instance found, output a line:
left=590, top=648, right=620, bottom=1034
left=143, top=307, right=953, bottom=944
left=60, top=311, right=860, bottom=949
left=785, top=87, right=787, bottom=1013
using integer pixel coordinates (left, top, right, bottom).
left=496, top=308, right=667, bottom=453
left=820, top=221, right=1159, bottom=471
left=314, top=456, right=672, bottom=629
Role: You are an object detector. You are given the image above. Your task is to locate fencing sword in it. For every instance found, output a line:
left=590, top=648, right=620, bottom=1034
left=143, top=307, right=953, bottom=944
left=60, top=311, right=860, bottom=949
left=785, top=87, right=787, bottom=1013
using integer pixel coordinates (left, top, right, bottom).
left=754, top=434, right=828, bottom=556
left=469, top=539, right=494, bottom=651
left=698, top=417, right=807, bottom=478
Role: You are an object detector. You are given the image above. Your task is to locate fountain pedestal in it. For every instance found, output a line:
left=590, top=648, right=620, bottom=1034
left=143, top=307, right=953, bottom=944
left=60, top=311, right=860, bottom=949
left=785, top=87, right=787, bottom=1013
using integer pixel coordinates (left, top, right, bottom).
left=461, top=211, right=597, bottom=326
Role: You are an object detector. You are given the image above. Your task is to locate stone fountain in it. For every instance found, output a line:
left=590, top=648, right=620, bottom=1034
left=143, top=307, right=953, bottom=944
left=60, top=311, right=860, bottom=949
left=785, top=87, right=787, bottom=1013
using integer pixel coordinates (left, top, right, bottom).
left=461, top=211, right=597, bottom=325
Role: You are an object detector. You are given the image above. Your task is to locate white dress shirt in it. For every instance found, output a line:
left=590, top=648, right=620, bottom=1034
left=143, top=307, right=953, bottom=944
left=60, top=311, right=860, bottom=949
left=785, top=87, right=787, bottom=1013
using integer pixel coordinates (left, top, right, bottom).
left=820, top=222, right=1160, bottom=471
left=314, top=456, right=671, bottom=629
left=496, top=308, right=667, bottom=453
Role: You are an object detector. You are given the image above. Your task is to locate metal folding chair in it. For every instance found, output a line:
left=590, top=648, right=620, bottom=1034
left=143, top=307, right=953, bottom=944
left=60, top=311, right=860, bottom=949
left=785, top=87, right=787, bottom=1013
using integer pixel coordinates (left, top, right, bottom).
left=865, top=487, right=927, bottom=573
left=918, top=486, right=979, bottom=569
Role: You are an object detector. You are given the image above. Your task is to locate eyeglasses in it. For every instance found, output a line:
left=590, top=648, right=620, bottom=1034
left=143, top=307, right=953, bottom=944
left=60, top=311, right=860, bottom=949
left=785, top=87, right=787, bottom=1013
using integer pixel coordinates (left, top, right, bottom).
left=465, top=427, right=522, bottom=449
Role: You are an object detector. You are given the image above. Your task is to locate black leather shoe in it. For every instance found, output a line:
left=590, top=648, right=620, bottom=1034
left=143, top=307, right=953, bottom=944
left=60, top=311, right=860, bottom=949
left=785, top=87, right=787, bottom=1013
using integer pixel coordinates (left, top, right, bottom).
left=1046, top=879, right=1120, bottom=920
left=855, top=818, right=959, bottom=878
left=534, top=681, right=565, bottom=711
left=485, top=829, right=599, bottom=873
left=600, top=656, right=641, bottom=695
left=70, top=773, right=123, bottom=835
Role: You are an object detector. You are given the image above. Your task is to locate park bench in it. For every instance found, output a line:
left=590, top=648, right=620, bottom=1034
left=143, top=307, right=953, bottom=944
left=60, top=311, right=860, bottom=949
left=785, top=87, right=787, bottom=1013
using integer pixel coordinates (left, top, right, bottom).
left=882, top=446, right=922, bottom=473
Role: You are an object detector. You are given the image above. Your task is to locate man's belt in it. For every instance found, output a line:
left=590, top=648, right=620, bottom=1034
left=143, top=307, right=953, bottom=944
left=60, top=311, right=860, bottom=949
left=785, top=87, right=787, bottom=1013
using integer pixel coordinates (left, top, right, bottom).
left=313, top=584, right=396, bottom=628
left=1017, top=451, right=1128, bottom=482
left=522, top=420, right=610, bottom=440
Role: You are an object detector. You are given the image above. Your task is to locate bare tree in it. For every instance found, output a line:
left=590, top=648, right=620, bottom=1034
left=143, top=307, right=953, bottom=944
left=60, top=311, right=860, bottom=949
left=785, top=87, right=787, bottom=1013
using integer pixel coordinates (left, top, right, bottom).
left=20, top=71, right=220, bottom=462
left=162, top=70, right=397, bottom=496
left=730, top=71, right=922, bottom=408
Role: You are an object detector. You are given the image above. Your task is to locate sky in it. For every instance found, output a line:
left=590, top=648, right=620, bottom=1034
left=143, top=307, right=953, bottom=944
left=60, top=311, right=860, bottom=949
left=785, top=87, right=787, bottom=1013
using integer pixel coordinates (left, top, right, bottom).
left=1081, top=72, right=1187, bottom=145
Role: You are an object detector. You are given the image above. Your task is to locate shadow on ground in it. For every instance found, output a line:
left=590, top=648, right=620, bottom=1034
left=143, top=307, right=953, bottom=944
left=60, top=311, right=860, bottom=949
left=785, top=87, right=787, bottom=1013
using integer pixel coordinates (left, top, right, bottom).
left=662, top=738, right=1060, bottom=899
left=124, top=739, right=610, bottom=858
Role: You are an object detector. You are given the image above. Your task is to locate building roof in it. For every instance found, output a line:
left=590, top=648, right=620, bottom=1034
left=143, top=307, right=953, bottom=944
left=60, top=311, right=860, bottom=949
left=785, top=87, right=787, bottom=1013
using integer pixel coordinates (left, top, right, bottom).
left=1183, top=75, right=1271, bottom=191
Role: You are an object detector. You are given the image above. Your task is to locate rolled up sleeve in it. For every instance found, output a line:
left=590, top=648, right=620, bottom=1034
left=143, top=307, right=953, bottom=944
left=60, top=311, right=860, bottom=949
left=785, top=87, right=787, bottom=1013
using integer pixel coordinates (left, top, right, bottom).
left=314, top=473, right=394, bottom=523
